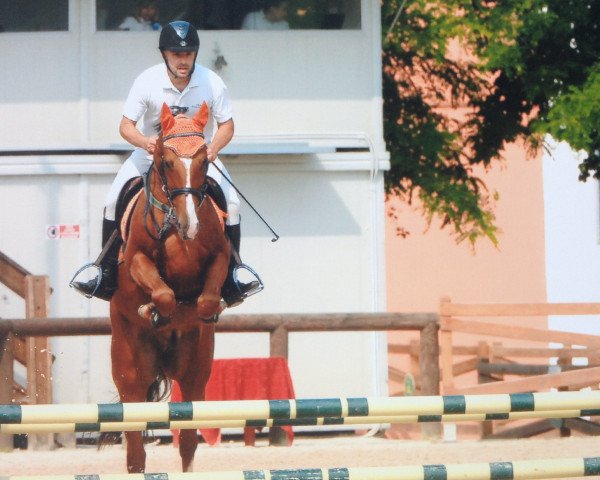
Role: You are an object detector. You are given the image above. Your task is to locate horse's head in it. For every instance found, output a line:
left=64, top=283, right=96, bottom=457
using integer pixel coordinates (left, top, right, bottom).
left=155, top=102, right=209, bottom=240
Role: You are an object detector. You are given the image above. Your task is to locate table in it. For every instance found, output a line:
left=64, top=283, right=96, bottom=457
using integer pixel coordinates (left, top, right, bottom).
left=171, top=357, right=295, bottom=446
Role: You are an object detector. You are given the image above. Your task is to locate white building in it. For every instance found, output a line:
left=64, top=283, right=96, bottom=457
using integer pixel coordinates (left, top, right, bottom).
left=0, top=1, right=390, bottom=405
left=543, top=139, right=600, bottom=337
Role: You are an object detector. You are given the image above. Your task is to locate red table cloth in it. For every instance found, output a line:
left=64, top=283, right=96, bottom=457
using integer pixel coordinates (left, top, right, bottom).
left=171, top=357, right=295, bottom=446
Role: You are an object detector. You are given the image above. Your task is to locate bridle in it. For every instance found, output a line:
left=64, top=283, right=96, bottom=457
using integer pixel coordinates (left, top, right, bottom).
left=143, top=131, right=208, bottom=240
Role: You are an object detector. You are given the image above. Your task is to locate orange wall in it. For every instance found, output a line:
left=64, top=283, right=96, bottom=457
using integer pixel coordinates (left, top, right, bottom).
left=386, top=142, right=547, bottom=312
left=384, top=142, right=548, bottom=400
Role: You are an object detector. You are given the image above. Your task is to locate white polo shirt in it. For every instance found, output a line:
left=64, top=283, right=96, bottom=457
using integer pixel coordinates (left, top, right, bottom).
left=122, top=62, right=233, bottom=145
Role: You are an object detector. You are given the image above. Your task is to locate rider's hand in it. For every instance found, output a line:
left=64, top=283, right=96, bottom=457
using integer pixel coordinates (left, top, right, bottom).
left=206, top=145, right=217, bottom=162
left=145, top=137, right=157, bottom=154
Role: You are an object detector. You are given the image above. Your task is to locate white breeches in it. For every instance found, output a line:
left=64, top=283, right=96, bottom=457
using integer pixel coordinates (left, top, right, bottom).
left=104, top=151, right=240, bottom=225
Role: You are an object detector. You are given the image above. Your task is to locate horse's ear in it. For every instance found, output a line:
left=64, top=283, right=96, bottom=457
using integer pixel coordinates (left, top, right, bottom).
left=160, top=103, right=175, bottom=133
left=193, top=102, right=209, bottom=132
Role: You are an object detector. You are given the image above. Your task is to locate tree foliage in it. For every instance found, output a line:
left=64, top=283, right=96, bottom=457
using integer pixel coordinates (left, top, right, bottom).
left=382, top=0, right=600, bottom=244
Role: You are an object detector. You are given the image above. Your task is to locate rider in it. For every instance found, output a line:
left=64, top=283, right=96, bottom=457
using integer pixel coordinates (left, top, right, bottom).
left=71, top=21, right=260, bottom=307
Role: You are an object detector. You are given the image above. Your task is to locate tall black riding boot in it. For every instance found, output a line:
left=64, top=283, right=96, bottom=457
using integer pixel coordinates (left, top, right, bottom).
left=71, top=219, right=121, bottom=301
left=221, top=223, right=262, bottom=307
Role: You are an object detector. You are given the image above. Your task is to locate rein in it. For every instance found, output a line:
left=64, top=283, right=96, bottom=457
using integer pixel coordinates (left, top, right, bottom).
left=142, top=131, right=208, bottom=241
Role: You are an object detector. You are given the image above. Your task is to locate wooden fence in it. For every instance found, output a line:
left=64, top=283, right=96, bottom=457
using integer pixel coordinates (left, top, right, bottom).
left=7, top=243, right=600, bottom=443
left=437, top=297, right=600, bottom=438
left=439, top=297, right=600, bottom=395
left=0, top=251, right=53, bottom=450
left=386, top=297, right=600, bottom=439
left=0, top=249, right=442, bottom=448
left=0, top=312, right=441, bottom=397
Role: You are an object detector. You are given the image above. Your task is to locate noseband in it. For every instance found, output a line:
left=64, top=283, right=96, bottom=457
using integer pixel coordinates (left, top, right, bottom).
left=143, top=131, right=208, bottom=240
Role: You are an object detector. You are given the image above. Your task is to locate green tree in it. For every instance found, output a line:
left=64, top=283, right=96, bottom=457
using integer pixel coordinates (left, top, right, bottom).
left=382, top=0, right=600, bottom=244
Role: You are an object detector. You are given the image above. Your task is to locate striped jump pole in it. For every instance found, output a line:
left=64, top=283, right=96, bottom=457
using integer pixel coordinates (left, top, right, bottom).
left=1, top=391, right=599, bottom=426
left=4, top=457, right=600, bottom=480
left=2, top=408, right=600, bottom=434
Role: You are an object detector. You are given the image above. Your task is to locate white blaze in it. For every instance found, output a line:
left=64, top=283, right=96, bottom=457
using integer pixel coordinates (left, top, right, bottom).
left=182, top=158, right=199, bottom=239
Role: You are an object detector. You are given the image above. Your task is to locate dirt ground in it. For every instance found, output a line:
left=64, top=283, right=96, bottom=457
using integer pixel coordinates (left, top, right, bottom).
left=1, top=430, right=599, bottom=478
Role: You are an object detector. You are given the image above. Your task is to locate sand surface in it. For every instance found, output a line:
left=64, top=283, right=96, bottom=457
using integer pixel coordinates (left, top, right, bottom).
left=1, top=432, right=599, bottom=478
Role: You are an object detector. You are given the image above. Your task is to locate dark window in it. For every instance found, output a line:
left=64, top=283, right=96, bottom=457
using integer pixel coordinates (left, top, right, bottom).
left=96, top=0, right=361, bottom=31
left=0, top=0, right=68, bottom=32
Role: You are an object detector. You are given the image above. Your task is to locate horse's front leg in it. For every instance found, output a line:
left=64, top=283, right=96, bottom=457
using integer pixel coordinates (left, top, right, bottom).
left=197, top=250, right=229, bottom=319
left=130, top=251, right=176, bottom=318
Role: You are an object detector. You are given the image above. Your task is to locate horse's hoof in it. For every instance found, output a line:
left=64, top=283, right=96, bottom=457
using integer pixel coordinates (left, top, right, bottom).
left=151, top=310, right=171, bottom=328
left=138, top=303, right=156, bottom=322
left=219, top=299, right=227, bottom=314
left=138, top=303, right=171, bottom=327
left=202, top=314, right=219, bottom=324
left=138, top=303, right=154, bottom=320
left=152, top=290, right=177, bottom=315
left=197, top=294, right=220, bottom=319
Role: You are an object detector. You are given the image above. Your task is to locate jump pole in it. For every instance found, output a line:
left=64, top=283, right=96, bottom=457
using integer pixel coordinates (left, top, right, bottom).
left=4, top=457, right=600, bottom=480
left=1, top=391, right=599, bottom=425
left=2, top=408, right=600, bottom=434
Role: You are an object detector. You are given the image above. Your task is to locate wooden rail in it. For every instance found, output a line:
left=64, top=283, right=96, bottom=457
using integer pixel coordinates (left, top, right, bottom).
left=0, top=314, right=440, bottom=394
left=0, top=251, right=52, bottom=451
left=0, top=312, right=441, bottom=394
left=439, top=297, right=600, bottom=396
left=0, top=312, right=441, bottom=443
left=0, top=251, right=31, bottom=297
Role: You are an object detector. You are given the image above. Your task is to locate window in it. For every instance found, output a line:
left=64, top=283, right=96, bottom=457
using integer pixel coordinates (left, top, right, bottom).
left=96, top=0, right=361, bottom=32
left=0, top=0, right=68, bottom=32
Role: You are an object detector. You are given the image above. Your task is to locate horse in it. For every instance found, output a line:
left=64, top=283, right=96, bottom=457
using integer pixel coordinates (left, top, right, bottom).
left=109, top=102, right=230, bottom=473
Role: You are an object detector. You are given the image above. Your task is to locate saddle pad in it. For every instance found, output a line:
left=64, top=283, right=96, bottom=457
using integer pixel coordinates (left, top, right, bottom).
left=119, top=189, right=143, bottom=260
left=210, top=197, right=228, bottom=231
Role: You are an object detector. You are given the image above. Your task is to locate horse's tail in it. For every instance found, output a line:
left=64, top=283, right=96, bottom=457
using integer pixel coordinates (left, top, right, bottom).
left=97, top=373, right=171, bottom=449
left=97, top=431, right=122, bottom=449
left=146, top=369, right=172, bottom=402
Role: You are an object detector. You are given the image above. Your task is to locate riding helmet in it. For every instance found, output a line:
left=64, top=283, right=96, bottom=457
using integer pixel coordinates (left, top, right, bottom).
left=159, top=21, right=200, bottom=52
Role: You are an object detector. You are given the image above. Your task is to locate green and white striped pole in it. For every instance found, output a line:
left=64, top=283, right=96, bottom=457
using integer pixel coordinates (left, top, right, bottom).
left=3, top=456, right=600, bottom=480
left=1, top=391, right=599, bottom=426
left=1, top=408, right=599, bottom=434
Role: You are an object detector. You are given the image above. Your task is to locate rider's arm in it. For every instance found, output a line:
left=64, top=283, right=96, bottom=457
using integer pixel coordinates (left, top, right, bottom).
left=119, top=116, right=157, bottom=154
left=206, top=119, right=234, bottom=162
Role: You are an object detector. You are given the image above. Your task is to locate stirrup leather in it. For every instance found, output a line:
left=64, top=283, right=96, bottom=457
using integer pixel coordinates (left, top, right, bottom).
left=69, top=263, right=103, bottom=299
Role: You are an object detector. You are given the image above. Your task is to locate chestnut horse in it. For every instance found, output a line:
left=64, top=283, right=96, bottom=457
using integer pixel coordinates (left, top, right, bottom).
left=109, top=102, right=230, bottom=473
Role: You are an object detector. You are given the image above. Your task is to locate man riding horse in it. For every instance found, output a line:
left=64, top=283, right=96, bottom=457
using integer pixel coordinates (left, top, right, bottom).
left=71, top=21, right=261, bottom=308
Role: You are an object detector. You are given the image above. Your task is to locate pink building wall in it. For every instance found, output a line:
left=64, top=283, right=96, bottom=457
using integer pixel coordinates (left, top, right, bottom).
left=385, top=142, right=548, bottom=398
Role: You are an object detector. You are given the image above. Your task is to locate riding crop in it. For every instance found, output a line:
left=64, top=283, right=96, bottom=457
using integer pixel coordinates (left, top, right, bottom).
left=211, top=162, right=280, bottom=242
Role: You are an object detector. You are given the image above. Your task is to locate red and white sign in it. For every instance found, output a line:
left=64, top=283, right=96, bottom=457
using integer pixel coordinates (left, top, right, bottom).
left=46, top=224, right=80, bottom=240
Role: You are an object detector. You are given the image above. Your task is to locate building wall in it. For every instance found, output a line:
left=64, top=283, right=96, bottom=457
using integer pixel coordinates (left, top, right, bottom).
left=543, top=139, right=600, bottom=335
left=385, top=142, right=549, bottom=395
left=0, top=0, right=390, bottom=406
left=0, top=2, right=385, bottom=151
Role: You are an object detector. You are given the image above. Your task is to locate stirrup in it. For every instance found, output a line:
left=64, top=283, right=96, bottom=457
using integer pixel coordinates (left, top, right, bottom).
left=223, top=264, right=264, bottom=307
left=233, top=264, right=264, bottom=298
left=69, top=263, right=103, bottom=299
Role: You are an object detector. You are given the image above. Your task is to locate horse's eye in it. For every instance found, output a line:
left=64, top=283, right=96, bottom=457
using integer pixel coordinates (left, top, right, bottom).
left=163, top=160, right=174, bottom=170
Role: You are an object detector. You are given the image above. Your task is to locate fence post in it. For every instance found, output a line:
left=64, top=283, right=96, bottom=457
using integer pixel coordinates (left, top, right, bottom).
left=270, top=325, right=289, bottom=359
left=439, top=296, right=454, bottom=392
left=268, top=324, right=290, bottom=446
left=24, top=275, right=53, bottom=451
left=419, top=320, right=441, bottom=439
left=0, top=331, right=14, bottom=451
